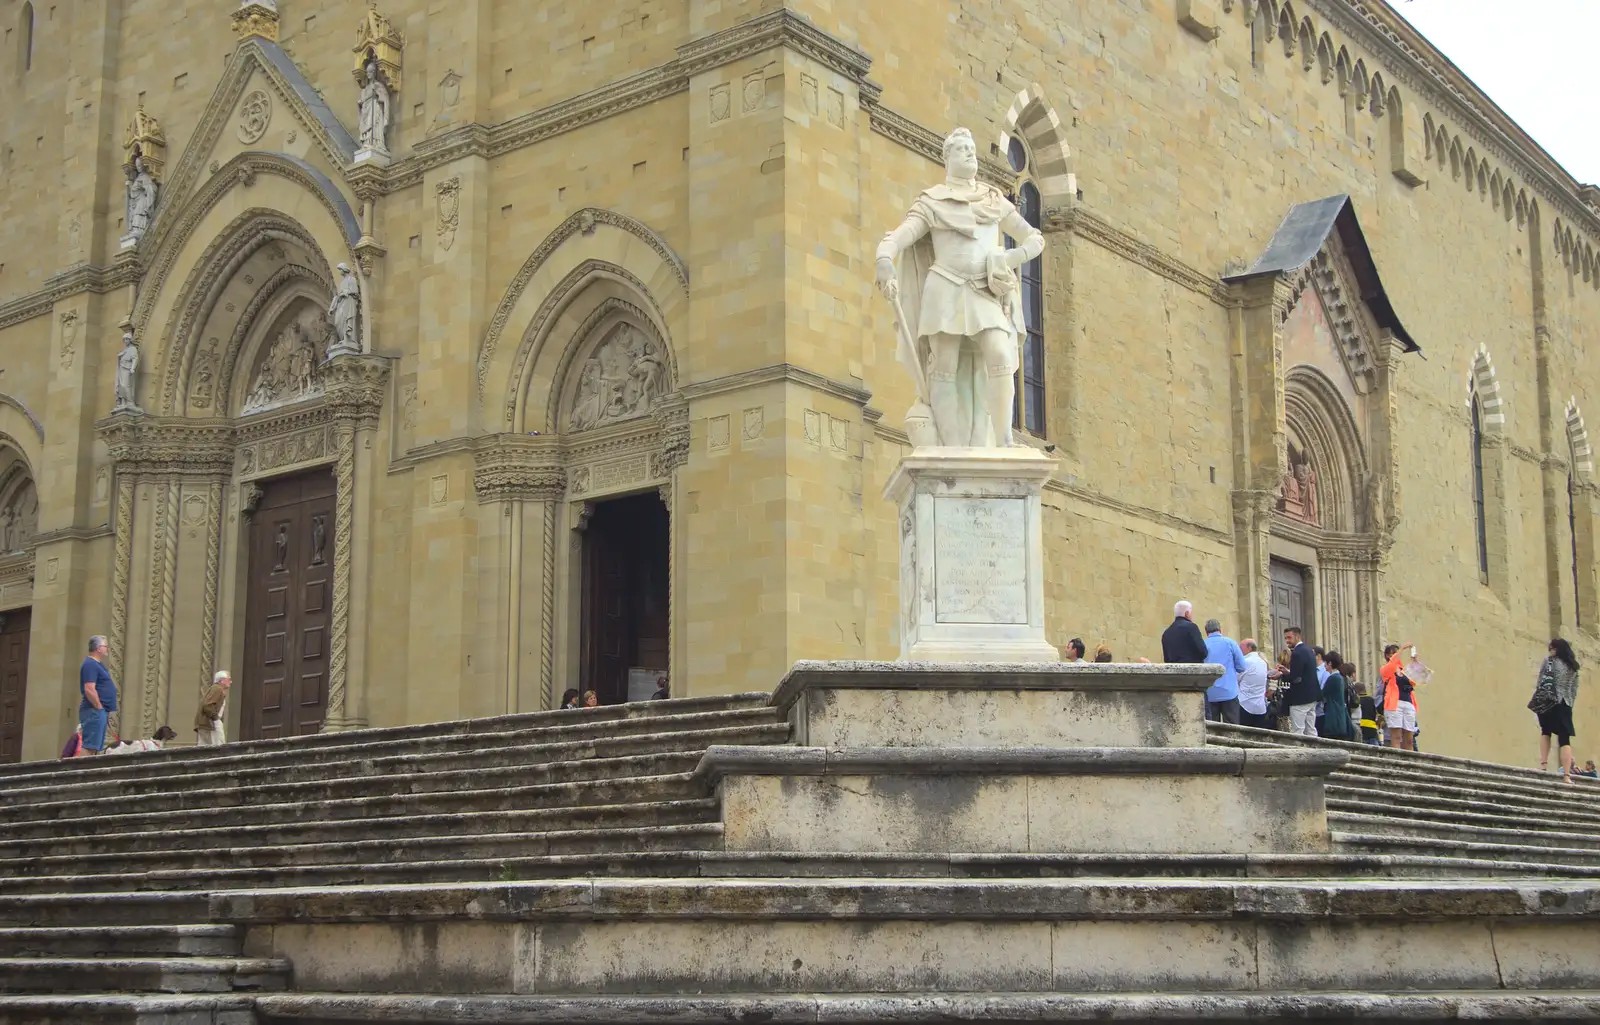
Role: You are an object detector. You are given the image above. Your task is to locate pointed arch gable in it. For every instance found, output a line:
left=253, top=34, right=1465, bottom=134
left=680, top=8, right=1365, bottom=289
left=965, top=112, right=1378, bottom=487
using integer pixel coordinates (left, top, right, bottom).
left=1284, top=365, right=1369, bottom=534
left=154, top=36, right=358, bottom=234
left=151, top=206, right=337, bottom=416
left=996, top=84, right=1074, bottom=210
left=478, top=209, right=688, bottom=415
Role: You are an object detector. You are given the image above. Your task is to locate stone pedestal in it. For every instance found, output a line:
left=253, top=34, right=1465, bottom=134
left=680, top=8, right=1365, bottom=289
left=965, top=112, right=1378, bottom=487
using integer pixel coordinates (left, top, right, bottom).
left=883, top=447, right=1058, bottom=662
left=353, top=147, right=391, bottom=168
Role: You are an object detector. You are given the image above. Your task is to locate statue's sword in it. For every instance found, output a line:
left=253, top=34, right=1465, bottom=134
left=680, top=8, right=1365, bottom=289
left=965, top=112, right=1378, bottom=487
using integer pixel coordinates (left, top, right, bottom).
left=887, top=289, right=929, bottom=404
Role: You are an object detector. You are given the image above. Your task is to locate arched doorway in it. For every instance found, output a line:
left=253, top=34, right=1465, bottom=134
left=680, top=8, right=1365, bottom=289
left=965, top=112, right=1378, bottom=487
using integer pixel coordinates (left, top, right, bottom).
left=0, top=446, right=36, bottom=762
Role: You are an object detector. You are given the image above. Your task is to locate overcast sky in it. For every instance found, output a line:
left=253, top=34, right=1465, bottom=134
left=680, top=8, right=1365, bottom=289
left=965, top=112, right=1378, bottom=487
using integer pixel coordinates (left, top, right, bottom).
left=1392, top=0, right=1599, bottom=186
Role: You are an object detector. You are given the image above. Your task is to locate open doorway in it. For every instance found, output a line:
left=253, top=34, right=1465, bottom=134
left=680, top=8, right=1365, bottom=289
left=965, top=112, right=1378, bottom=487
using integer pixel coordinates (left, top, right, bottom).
left=579, top=491, right=669, bottom=704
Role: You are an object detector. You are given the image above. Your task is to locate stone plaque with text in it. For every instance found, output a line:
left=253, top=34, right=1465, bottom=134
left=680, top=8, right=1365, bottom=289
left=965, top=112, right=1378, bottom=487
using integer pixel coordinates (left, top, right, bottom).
left=933, top=496, right=1027, bottom=624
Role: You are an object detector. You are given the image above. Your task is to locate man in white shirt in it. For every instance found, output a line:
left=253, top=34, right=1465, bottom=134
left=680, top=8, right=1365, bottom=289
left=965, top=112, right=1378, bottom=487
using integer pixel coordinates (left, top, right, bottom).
left=1238, top=638, right=1273, bottom=729
left=1065, top=638, right=1087, bottom=664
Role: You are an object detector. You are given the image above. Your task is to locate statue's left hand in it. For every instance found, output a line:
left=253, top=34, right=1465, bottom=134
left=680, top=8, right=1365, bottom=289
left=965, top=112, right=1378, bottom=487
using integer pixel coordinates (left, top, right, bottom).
left=875, top=258, right=898, bottom=301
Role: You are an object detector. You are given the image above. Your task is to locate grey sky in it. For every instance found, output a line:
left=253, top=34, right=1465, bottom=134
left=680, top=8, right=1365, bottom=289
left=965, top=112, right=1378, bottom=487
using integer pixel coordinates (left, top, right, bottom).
left=1392, top=0, right=1599, bottom=186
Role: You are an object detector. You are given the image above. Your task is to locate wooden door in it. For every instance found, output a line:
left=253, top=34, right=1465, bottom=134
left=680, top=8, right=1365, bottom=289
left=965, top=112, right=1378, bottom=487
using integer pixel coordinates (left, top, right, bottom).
left=1269, top=559, right=1307, bottom=655
left=0, top=608, right=29, bottom=763
left=242, top=470, right=334, bottom=740
left=581, top=521, right=632, bottom=705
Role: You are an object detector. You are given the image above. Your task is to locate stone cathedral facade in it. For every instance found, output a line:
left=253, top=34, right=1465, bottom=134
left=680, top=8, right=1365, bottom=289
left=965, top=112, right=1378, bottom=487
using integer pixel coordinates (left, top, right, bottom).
left=0, top=0, right=1596, bottom=765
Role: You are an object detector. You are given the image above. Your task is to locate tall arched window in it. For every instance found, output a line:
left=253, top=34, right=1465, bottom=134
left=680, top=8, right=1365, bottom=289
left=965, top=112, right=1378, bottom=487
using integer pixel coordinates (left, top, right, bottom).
left=18, top=3, right=32, bottom=72
left=1471, top=394, right=1489, bottom=581
left=1003, top=138, right=1046, bottom=438
left=1571, top=436, right=1583, bottom=627
left=1015, top=181, right=1044, bottom=437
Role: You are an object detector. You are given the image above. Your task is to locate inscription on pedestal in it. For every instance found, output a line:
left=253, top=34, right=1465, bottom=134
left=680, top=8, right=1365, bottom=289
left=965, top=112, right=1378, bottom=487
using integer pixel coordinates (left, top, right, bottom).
left=933, top=496, right=1027, bottom=624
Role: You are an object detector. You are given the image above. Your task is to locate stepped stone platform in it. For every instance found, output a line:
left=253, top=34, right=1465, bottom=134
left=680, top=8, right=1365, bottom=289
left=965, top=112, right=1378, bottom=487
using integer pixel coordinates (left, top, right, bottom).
left=2, top=667, right=1599, bottom=1024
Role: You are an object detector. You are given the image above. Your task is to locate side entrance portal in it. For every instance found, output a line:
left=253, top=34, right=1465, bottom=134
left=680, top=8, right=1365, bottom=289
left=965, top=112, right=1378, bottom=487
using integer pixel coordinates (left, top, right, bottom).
left=0, top=607, right=29, bottom=762
left=580, top=492, right=669, bottom=705
left=242, top=469, right=335, bottom=740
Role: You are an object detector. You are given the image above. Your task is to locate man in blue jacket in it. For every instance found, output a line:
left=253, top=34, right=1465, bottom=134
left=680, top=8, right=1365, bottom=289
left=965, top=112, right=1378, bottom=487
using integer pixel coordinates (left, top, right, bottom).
left=1161, top=600, right=1208, bottom=664
left=1202, top=619, right=1248, bottom=724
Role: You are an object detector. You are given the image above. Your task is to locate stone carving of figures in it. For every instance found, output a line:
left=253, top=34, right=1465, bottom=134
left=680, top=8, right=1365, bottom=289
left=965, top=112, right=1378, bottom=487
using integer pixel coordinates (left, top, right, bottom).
left=113, top=331, right=142, bottom=412
left=875, top=127, right=1043, bottom=448
left=288, top=334, right=314, bottom=396
left=569, top=358, right=602, bottom=432
left=0, top=509, right=11, bottom=552
left=1299, top=462, right=1319, bottom=526
left=124, top=155, right=158, bottom=242
left=627, top=334, right=667, bottom=411
left=326, top=264, right=362, bottom=357
left=357, top=56, right=392, bottom=155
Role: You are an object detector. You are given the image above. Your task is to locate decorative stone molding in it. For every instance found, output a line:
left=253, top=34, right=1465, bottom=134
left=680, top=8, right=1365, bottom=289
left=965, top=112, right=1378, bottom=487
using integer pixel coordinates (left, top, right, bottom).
left=479, top=210, right=688, bottom=400
left=232, top=0, right=280, bottom=41
left=435, top=177, right=460, bottom=251
left=322, top=353, right=391, bottom=431
left=866, top=103, right=1016, bottom=192
left=123, top=106, right=167, bottom=183
left=352, top=4, right=405, bottom=94
left=1051, top=205, right=1230, bottom=307
left=97, top=414, right=237, bottom=477
left=652, top=396, right=690, bottom=477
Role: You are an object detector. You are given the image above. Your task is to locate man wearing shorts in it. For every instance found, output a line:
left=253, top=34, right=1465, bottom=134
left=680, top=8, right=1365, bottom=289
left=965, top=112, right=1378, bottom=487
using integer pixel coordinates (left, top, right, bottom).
left=78, top=635, right=118, bottom=756
left=1379, top=642, right=1416, bottom=751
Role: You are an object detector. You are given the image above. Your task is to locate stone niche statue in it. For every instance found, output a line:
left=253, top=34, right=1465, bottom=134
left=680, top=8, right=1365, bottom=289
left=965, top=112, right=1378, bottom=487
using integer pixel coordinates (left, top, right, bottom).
left=123, top=153, right=158, bottom=245
left=113, top=330, right=143, bottom=413
left=875, top=127, right=1043, bottom=449
left=356, top=53, right=392, bottom=158
left=326, top=264, right=362, bottom=357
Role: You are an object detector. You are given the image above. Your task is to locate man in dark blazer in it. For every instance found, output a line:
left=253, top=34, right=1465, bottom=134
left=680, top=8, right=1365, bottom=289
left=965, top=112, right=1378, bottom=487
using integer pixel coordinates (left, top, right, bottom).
left=1161, top=600, right=1208, bottom=663
left=1282, top=626, right=1321, bottom=736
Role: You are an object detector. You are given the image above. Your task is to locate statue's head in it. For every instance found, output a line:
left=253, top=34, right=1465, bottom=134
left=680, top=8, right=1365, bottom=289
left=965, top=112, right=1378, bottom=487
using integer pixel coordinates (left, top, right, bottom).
left=122, top=331, right=135, bottom=346
left=942, top=127, right=978, bottom=180
left=132, top=154, right=144, bottom=173
left=336, top=262, right=352, bottom=276
left=365, top=54, right=381, bottom=80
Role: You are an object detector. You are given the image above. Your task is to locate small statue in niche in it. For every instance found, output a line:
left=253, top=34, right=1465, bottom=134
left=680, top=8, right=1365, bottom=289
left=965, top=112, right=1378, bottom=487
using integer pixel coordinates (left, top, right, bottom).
left=310, top=515, right=327, bottom=565
left=124, top=153, right=158, bottom=243
left=1278, top=443, right=1320, bottom=527
left=113, top=330, right=143, bottom=412
left=273, top=523, right=289, bottom=572
left=1298, top=461, right=1319, bottom=526
left=326, top=264, right=362, bottom=357
left=356, top=53, right=392, bottom=156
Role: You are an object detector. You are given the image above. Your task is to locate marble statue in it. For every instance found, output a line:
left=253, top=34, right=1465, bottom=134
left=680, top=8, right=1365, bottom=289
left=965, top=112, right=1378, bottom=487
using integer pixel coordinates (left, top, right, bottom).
left=569, top=359, right=603, bottom=432
left=124, top=155, right=158, bottom=243
left=357, top=56, right=392, bottom=155
left=626, top=333, right=666, bottom=411
left=875, top=127, right=1043, bottom=448
left=113, top=331, right=142, bottom=412
left=326, top=264, right=362, bottom=357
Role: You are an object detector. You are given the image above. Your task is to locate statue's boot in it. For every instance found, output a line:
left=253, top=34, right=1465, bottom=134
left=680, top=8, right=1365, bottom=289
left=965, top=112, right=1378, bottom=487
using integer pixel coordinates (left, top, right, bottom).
left=929, top=373, right=961, bottom=447
left=986, top=368, right=1017, bottom=447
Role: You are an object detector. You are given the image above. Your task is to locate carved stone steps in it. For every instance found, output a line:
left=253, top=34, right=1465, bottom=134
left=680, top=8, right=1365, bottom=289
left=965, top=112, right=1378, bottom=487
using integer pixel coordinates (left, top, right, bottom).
left=0, top=993, right=257, bottom=1025
left=0, top=955, right=290, bottom=994
left=0, top=924, right=242, bottom=959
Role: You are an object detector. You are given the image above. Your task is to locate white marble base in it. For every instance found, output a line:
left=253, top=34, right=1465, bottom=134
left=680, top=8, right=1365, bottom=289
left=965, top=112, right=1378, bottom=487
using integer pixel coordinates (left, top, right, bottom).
left=883, top=447, right=1059, bottom=662
left=353, top=147, right=392, bottom=168
left=119, top=233, right=140, bottom=251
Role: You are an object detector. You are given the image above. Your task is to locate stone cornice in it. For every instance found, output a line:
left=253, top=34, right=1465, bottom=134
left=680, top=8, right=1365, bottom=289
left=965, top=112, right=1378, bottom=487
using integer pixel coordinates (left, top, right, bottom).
left=1306, top=0, right=1600, bottom=242
left=865, top=103, right=1017, bottom=191
left=31, top=524, right=114, bottom=546
left=362, top=10, right=877, bottom=193
left=96, top=413, right=238, bottom=475
left=1054, top=206, right=1230, bottom=307
left=0, top=263, right=135, bottom=331
left=681, top=362, right=873, bottom=407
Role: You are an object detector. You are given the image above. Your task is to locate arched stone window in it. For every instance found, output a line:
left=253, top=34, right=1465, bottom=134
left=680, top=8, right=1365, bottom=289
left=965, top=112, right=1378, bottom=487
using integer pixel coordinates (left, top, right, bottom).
left=1470, top=394, right=1489, bottom=582
left=1013, top=179, right=1045, bottom=437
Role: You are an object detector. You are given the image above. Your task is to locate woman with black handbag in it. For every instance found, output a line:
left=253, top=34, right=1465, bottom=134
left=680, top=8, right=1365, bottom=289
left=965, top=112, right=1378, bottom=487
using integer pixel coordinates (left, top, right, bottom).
left=1530, top=638, right=1581, bottom=783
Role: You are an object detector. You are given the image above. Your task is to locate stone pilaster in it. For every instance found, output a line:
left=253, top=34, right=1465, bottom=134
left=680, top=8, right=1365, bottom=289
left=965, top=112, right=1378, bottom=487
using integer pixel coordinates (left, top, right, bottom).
left=1227, top=275, right=1289, bottom=643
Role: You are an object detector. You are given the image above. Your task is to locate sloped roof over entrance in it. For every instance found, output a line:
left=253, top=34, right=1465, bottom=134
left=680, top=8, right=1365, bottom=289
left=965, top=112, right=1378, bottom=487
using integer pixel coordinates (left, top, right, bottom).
left=1225, top=194, right=1420, bottom=354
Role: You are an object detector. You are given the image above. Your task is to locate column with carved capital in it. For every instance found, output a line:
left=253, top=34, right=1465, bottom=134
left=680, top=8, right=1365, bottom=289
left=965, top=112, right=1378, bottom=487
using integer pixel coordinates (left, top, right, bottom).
left=1368, top=330, right=1409, bottom=658
left=1225, top=274, right=1290, bottom=643
left=321, top=354, right=390, bottom=731
left=652, top=397, right=690, bottom=689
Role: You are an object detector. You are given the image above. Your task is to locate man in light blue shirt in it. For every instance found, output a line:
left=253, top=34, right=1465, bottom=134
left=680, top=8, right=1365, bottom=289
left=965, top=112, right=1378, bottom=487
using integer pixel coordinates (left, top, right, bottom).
left=1202, top=618, right=1248, bottom=725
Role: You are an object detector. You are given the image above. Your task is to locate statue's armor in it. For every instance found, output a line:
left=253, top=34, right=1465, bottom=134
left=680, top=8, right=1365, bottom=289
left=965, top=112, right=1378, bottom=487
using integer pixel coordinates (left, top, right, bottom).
left=929, top=220, right=1003, bottom=282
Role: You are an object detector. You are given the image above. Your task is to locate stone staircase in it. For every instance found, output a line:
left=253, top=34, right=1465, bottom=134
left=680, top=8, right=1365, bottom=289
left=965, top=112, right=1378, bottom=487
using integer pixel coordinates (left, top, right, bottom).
left=1208, top=722, right=1600, bottom=873
left=0, top=694, right=783, bottom=1023
left=4, top=677, right=1600, bottom=1024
